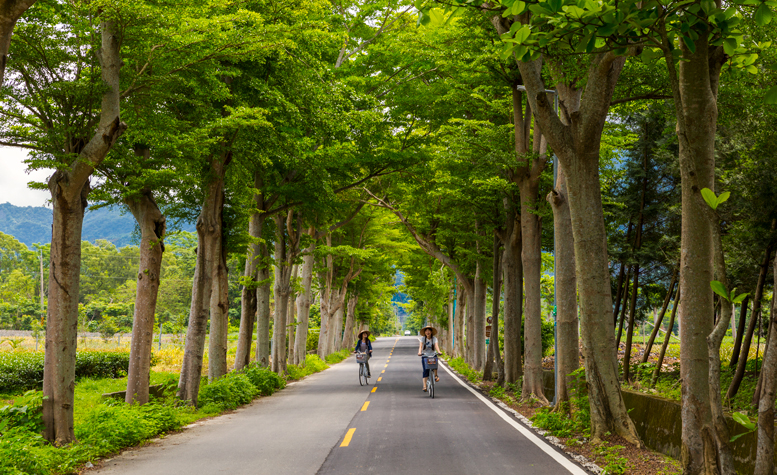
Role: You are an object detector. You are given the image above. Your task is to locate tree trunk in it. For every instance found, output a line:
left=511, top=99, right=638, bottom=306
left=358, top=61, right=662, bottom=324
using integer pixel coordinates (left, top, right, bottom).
left=705, top=213, right=735, bottom=473
left=652, top=289, right=680, bottom=387
left=642, top=269, right=678, bottom=363
left=729, top=296, right=749, bottom=370
left=519, top=176, right=547, bottom=403
left=502, top=206, right=523, bottom=384
left=294, top=241, right=315, bottom=365
left=43, top=183, right=88, bottom=444
left=125, top=190, right=166, bottom=404
left=623, top=153, right=647, bottom=383
left=623, top=265, right=640, bottom=383
left=287, top=264, right=298, bottom=363
left=727, top=244, right=773, bottom=400
left=753, top=293, right=775, bottom=407
left=178, top=153, right=228, bottom=404
left=235, top=172, right=266, bottom=371
left=447, top=289, right=455, bottom=355
left=668, top=29, right=727, bottom=472
left=484, top=235, right=503, bottom=381
left=754, top=253, right=777, bottom=475
left=208, top=235, right=229, bottom=382
left=331, top=306, right=344, bottom=354
left=454, top=280, right=466, bottom=359
left=616, top=265, right=632, bottom=349
left=255, top=251, right=271, bottom=367
left=612, top=223, right=632, bottom=326
left=465, top=280, right=475, bottom=367
left=472, top=265, right=487, bottom=372
left=341, top=292, right=358, bottom=351
left=491, top=12, right=640, bottom=443
left=0, top=0, right=36, bottom=86
left=548, top=168, right=579, bottom=410
left=42, top=19, right=126, bottom=444
left=317, top=239, right=334, bottom=358
left=510, top=86, right=548, bottom=402
left=271, top=214, right=291, bottom=374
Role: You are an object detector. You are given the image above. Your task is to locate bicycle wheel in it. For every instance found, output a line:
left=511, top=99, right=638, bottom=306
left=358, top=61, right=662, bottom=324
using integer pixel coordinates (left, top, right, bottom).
left=359, top=364, right=367, bottom=386
left=429, top=375, right=434, bottom=398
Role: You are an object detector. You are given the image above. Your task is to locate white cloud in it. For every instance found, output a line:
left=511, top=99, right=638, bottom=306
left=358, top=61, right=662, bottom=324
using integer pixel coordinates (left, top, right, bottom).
left=0, top=146, right=52, bottom=208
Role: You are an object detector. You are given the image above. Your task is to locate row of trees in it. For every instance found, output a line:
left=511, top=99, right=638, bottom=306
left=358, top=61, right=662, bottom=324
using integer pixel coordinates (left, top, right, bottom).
left=2, top=0, right=777, bottom=473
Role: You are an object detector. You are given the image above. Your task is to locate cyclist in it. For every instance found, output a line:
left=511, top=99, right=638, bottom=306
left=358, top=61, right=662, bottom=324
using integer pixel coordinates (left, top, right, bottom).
left=417, top=326, right=441, bottom=392
left=354, top=330, right=373, bottom=378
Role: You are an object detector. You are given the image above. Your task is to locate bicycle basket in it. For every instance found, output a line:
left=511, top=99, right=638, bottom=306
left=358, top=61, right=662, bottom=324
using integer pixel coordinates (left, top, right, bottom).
left=356, top=352, right=367, bottom=363
left=425, top=356, right=438, bottom=368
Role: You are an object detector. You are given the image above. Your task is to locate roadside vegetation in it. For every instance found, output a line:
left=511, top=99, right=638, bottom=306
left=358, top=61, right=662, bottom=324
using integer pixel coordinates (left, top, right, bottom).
left=0, top=347, right=349, bottom=474
left=0, top=0, right=776, bottom=472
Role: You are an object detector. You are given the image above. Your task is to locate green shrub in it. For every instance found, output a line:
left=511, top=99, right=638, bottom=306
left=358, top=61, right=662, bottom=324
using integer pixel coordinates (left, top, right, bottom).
left=74, top=403, right=181, bottom=455
left=0, top=394, right=185, bottom=475
left=0, top=390, right=45, bottom=434
left=531, top=407, right=580, bottom=438
left=198, top=373, right=258, bottom=410
left=324, top=348, right=350, bottom=364
left=286, top=354, right=328, bottom=380
left=448, top=357, right=482, bottom=383
left=242, top=365, right=285, bottom=395
left=0, top=427, right=54, bottom=475
left=0, top=350, right=150, bottom=393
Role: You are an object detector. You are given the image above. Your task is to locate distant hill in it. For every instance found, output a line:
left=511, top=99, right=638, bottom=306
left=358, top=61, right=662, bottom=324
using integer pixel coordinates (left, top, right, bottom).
left=0, top=202, right=194, bottom=248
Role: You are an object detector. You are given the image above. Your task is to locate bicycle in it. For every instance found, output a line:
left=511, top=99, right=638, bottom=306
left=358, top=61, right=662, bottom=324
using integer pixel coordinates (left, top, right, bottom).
left=356, top=351, right=370, bottom=386
left=422, top=353, right=439, bottom=398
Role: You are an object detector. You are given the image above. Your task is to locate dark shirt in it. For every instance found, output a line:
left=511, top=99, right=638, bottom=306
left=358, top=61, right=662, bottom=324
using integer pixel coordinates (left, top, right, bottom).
left=355, top=339, right=372, bottom=353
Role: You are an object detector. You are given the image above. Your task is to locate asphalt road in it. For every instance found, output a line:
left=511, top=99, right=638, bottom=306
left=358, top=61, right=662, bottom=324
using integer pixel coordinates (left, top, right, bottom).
left=91, top=336, right=589, bottom=475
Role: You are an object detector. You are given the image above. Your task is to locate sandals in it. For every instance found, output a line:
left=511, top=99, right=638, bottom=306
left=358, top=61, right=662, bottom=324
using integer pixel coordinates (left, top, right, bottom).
left=435, top=376, right=440, bottom=382
left=423, top=387, right=427, bottom=392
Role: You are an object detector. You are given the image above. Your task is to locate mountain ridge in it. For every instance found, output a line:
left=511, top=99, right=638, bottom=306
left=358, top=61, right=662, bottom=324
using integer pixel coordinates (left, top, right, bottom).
left=0, top=202, right=193, bottom=248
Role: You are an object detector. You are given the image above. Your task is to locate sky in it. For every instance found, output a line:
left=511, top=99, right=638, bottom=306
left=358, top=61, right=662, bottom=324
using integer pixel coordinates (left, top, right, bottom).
left=0, top=146, right=53, bottom=208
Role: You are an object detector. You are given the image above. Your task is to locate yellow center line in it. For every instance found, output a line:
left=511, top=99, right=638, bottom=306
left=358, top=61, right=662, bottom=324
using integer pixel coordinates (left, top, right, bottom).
left=371, top=387, right=377, bottom=393
left=378, top=377, right=382, bottom=381
left=361, top=401, right=370, bottom=411
left=340, top=428, right=356, bottom=447
left=384, top=364, right=388, bottom=368
left=381, top=370, right=385, bottom=373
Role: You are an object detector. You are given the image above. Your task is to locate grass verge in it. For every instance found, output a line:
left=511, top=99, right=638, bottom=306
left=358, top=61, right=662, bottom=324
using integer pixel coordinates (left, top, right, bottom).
left=0, top=353, right=335, bottom=474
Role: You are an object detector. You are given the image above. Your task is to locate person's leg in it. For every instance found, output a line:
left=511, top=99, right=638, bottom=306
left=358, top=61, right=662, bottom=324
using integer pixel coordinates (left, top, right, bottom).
left=422, top=357, right=429, bottom=390
left=365, top=356, right=371, bottom=377
left=434, top=368, right=439, bottom=382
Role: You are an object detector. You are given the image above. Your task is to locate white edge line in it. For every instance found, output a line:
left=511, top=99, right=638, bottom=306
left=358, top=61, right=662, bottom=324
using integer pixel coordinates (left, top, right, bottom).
left=439, top=362, right=589, bottom=475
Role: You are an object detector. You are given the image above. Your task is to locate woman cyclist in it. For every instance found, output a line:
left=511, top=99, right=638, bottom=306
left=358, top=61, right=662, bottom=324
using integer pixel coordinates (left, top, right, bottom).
left=417, top=326, right=441, bottom=392
left=354, top=330, right=373, bottom=378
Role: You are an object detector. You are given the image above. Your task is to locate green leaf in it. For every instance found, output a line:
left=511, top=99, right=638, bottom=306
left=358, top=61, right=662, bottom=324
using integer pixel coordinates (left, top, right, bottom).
left=701, top=187, right=718, bottom=209
left=512, top=1, right=527, bottom=15
left=717, top=191, right=730, bottom=206
left=755, top=3, right=773, bottom=26
left=586, top=33, right=597, bottom=52
left=682, top=34, right=696, bottom=54
left=597, top=23, right=618, bottom=36
left=733, top=293, right=749, bottom=304
left=548, top=0, right=563, bottom=13
left=765, top=85, right=777, bottom=104
left=723, top=37, right=737, bottom=56
left=732, top=412, right=756, bottom=430
left=710, top=281, right=729, bottom=301
left=514, top=25, right=531, bottom=43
